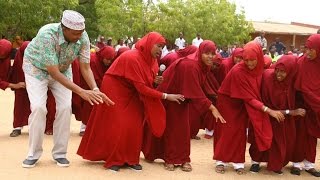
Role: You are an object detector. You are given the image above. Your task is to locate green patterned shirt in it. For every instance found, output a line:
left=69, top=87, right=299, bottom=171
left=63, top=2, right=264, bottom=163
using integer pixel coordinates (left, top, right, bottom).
left=23, top=23, right=90, bottom=80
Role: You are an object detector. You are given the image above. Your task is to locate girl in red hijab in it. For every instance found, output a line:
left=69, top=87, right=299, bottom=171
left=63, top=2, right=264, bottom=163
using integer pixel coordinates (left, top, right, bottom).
left=160, top=45, right=197, bottom=67
left=202, top=53, right=223, bottom=139
left=77, top=32, right=184, bottom=172
left=248, top=55, right=306, bottom=175
left=291, top=34, right=320, bottom=177
left=213, top=47, right=243, bottom=84
left=214, top=41, right=284, bottom=175
left=143, top=40, right=225, bottom=172
left=78, top=46, right=116, bottom=135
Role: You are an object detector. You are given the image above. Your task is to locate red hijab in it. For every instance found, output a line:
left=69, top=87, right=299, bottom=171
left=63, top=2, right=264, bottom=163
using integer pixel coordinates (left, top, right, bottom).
left=93, top=46, right=115, bottom=79
left=159, top=40, right=216, bottom=99
left=219, top=41, right=272, bottom=151
left=0, top=39, right=12, bottom=59
left=107, top=32, right=166, bottom=137
left=262, top=55, right=298, bottom=110
left=263, top=55, right=272, bottom=69
left=176, top=45, right=198, bottom=57
left=115, top=46, right=130, bottom=59
left=10, top=41, right=30, bottom=83
left=0, top=39, right=12, bottom=89
left=295, top=34, right=320, bottom=112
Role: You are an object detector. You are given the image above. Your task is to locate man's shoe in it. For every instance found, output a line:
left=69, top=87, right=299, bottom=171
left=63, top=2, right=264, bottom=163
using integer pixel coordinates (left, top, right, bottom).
left=10, top=129, right=21, bottom=137
left=249, top=164, right=261, bottom=173
left=128, top=164, right=142, bottom=171
left=306, top=168, right=320, bottom=177
left=290, top=167, right=301, bottom=176
left=109, top=165, right=121, bottom=172
left=54, top=158, right=70, bottom=167
left=22, top=159, right=38, bottom=168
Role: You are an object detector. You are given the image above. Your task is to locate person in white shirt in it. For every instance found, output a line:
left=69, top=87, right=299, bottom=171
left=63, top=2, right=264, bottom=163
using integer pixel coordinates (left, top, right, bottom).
left=115, top=38, right=127, bottom=52
left=254, top=31, right=267, bottom=49
left=175, top=32, right=185, bottom=49
left=192, top=33, right=203, bottom=47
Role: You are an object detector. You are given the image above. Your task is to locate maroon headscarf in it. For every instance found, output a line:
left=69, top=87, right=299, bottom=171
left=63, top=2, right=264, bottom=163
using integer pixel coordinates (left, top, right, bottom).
left=93, top=46, right=115, bottom=79
left=176, top=45, right=198, bottom=57
left=159, top=40, right=216, bottom=99
left=0, top=39, right=12, bottom=90
left=10, top=41, right=30, bottom=83
left=264, top=55, right=272, bottom=69
left=231, top=48, right=244, bottom=63
left=115, top=46, right=130, bottom=59
left=295, top=34, right=320, bottom=138
left=295, top=34, right=320, bottom=112
left=0, top=39, right=12, bottom=59
left=262, top=55, right=298, bottom=110
left=107, top=32, right=166, bottom=137
left=219, top=41, right=272, bottom=151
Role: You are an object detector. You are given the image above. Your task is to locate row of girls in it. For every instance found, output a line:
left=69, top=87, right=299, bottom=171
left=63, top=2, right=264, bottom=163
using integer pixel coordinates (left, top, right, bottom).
left=0, top=39, right=128, bottom=137
left=2, top=32, right=320, bottom=177
left=77, top=31, right=320, bottom=177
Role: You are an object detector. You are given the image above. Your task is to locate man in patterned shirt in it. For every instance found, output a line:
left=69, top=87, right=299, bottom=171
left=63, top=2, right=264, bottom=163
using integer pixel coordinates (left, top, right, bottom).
left=22, top=10, right=114, bottom=168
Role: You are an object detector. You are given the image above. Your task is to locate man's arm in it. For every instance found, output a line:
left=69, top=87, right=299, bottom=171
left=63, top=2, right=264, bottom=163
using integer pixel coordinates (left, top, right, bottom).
left=79, top=61, right=97, bottom=90
left=46, top=65, right=114, bottom=105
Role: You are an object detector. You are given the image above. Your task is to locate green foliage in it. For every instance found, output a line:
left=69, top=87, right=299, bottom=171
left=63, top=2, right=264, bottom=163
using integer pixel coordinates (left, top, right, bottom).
left=96, top=0, right=253, bottom=46
left=0, top=0, right=78, bottom=40
left=0, top=0, right=253, bottom=46
left=76, top=0, right=98, bottom=41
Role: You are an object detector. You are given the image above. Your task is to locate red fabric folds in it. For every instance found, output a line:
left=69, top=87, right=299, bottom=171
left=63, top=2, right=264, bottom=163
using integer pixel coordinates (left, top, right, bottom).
left=295, top=34, right=320, bottom=138
left=214, top=41, right=272, bottom=163
left=250, top=55, right=298, bottom=171
left=160, top=45, right=197, bottom=67
left=0, top=39, right=12, bottom=90
left=143, top=40, right=215, bottom=164
left=77, top=32, right=165, bottom=168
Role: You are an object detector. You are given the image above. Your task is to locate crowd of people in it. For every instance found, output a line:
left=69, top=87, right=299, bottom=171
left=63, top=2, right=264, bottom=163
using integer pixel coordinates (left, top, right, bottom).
left=1, top=10, right=320, bottom=177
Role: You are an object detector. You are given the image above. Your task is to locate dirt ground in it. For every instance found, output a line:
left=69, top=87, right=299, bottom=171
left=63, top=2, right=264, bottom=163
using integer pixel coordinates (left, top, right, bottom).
left=0, top=89, right=319, bottom=180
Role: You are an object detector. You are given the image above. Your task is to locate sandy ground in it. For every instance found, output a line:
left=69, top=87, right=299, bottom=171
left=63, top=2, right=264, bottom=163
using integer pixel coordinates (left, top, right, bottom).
left=0, top=89, right=319, bottom=180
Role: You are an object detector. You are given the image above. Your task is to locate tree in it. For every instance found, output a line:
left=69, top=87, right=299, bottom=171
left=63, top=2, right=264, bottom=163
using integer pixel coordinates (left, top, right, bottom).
left=76, top=0, right=98, bottom=41
left=96, top=0, right=253, bottom=47
left=0, top=0, right=77, bottom=40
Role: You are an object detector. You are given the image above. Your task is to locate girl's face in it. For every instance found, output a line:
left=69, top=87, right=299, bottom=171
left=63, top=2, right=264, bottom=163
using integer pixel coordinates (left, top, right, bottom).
left=305, top=48, right=317, bottom=60
left=233, top=56, right=243, bottom=64
left=151, top=44, right=163, bottom=58
left=244, top=59, right=258, bottom=70
left=201, top=52, right=215, bottom=66
left=275, top=68, right=287, bottom=82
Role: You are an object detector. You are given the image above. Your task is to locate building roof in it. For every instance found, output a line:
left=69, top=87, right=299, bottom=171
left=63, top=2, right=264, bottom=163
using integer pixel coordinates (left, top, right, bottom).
left=252, top=21, right=319, bottom=36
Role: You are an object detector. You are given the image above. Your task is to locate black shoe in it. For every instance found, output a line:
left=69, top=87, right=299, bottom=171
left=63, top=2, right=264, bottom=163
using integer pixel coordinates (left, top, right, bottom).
left=128, top=164, right=142, bottom=171
left=249, top=164, right=260, bottom=173
left=290, top=167, right=301, bottom=176
left=22, top=159, right=38, bottom=168
left=54, top=158, right=70, bottom=167
left=10, top=129, right=21, bottom=137
left=109, top=165, right=121, bottom=172
left=273, top=170, right=283, bottom=175
left=306, top=168, right=320, bottom=177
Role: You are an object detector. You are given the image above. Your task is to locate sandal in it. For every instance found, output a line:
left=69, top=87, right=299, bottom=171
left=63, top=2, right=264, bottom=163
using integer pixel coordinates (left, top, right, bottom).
left=305, top=168, right=320, bottom=177
left=10, top=129, right=21, bottom=137
left=215, top=164, right=225, bottom=174
left=164, top=163, right=175, bottom=171
left=181, top=162, right=192, bottom=172
left=290, top=167, right=301, bottom=176
left=235, top=168, right=246, bottom=175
